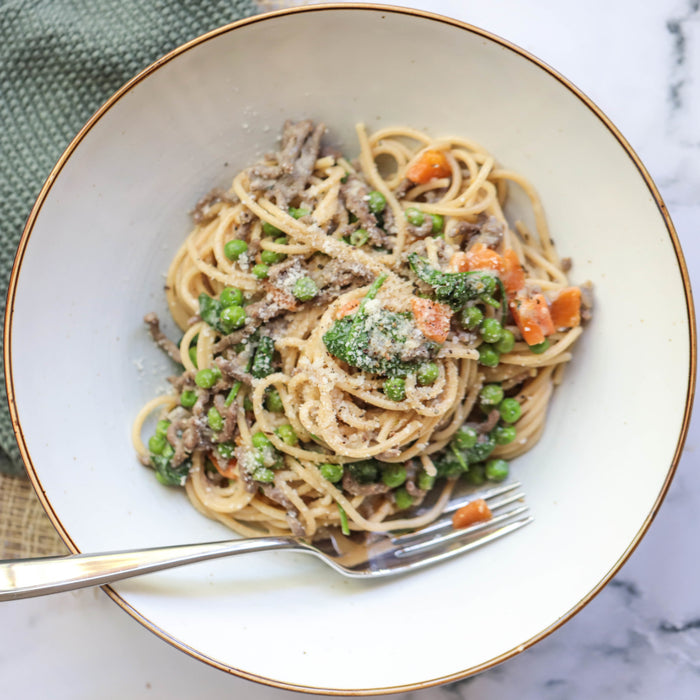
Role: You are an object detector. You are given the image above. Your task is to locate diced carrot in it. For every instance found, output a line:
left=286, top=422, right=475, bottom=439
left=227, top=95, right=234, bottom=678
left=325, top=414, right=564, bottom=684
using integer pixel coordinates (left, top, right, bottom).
left=336, top=298, right=360, bottom=319
left=502, top=248, right=526, bottom=296
left=210, top=451, right=237, bottom=479
left=411, top=297, right=453, bottom=343
left=449, top=251, right=470, bottom=272
left=549, top=287, right=581, bottom=329
left=406, top=149, right=452, bottom=184
left=509, top=293, right=554, bottom=346
left=464, top=242, right=504, bottom=273
left=452, top=498, right=492, bottom=529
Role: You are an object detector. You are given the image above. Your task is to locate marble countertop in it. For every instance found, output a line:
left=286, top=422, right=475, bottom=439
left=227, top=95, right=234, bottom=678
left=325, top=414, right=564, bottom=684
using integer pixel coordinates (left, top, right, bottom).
left=4, top=1, right=699, bottom=698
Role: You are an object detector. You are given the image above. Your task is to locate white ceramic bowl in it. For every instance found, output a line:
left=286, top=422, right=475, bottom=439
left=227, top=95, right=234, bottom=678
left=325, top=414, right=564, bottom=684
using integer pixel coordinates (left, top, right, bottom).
left=5, top=4, right=695, bottom=695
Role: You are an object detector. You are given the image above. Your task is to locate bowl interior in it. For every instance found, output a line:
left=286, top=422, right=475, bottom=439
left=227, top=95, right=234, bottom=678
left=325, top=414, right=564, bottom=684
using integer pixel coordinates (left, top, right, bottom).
left=7, top=6, right=692, bottom=693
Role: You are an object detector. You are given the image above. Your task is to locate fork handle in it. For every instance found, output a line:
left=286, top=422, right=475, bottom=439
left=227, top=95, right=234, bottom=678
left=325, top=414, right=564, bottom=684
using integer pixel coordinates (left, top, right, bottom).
left=0, top=536, right=306, bottom=602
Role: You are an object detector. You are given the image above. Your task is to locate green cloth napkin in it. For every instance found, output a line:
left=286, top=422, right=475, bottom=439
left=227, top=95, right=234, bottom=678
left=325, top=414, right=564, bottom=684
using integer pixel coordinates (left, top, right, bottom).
left=0, top=0, right=258, bottom=476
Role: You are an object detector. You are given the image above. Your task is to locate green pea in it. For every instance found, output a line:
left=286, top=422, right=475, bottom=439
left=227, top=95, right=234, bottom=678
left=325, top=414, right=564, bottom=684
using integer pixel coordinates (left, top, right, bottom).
left=261, top=248, right=285, bottom=265
left=261, top=221, right=282, bottom=236
left=485, top=458, right=509, bottom=482
left=383, top=377, right=406, bottom=402
left=161, top=442, right=175, bottom=460
left=220, top=287, right=243, bottom=307
left=454, top=426, right=478, bottom=450
left=465, top=463, right=486, bottom=486
left=275, top=424, right=298, bottom=446
left=155, top=419, right=171, bottom=437
left=292, top=276, right=318, bottom=301
left=530, top=338, right=550, bottom=354
left=252, top=466, right=275, bottom=483
left=382, top=464, right=407, bottom=489
left=217, top=441, right=235, bottom=460
left=460, top=305, right=484, bottom=330
left=367, top=190, right=386, bottom=214
left=499, top=398, right=522, bottom=424
left=148, top=434, right=167, bottom=455
left=194, top=367, right=221, bottom=389
left=219, top=304, right=246, bottom=331
left=243, top=395, right=254, bottom=412
left=393, top=487, right=414, bottom=510
left=494, top=328, right=516, bottom=354
left=480, top=317, right=504, bottom=343
left=478, top=344, right=500, bottom=367
left=289, top=206, right=311, bottom=219
left=188, top=346, right=198, bottom=368
left=429, top=213, right=444, bottom=234
left=252, top=263, right=269, bottom=279
left=224, top=239, right=248, bottom=261
left=479, top=383, right=504, bottom=406
left=418, top=470, right=436, bottom=491
left=319, top=462, right=344, bottom=483
left=493, top=425, right=517, bottom=445
left=417, top=362, right=440, bottom=386
left=251, top=431, right=272, bottom=450
left=350, top=228, right=369, bottom=247
left=207, top=407, right=224, bottom=432
left=180, top=389, right=197, bottom=408
left=405, top=207, right=424, bottom=226
left=265, top=387, right=284, bottom=413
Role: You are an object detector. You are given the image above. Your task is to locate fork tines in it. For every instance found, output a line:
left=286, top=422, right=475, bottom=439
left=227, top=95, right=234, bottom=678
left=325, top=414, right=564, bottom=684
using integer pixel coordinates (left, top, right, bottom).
left=390, top=481, right=531, bottom=557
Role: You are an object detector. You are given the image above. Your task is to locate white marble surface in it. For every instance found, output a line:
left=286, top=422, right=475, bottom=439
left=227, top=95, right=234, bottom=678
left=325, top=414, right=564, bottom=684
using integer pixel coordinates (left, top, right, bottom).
left=3, top=1, right=699, bottom=698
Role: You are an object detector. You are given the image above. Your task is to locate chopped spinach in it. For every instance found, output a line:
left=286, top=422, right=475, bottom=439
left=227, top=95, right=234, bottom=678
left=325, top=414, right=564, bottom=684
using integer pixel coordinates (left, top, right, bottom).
left=323, top=273, right=438, bottom=377
left=324, top=308, right=434, bottom=376
left=347, top=460, right=380, bottom=484
left=199, top=293, right=223, bottom=329
left=463, top=433, right=496, bottom=463
left=434, top=431, right=497, bottom=479
left=151, top=454, right=191, bottom=487
left=407, top=253, right=502, bottom=312
left=251, top=335, right=276, bottom=379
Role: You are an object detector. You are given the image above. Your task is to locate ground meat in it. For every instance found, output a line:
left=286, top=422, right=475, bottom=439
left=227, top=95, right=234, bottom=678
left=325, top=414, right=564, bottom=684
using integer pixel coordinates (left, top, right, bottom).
left=213, top=393, right=238, bottom=443
left=406, top=216, right=434, bottom=239
left=245, top=296, right=287, bottom=325
left=478, top=408, right=501, bottom=434
left=342, top=471, right=390, bottom=497
left=580, top=280, right=594, bottom=322
left=168, top=369, right=194, bottom=392
left=247, top=120, right=326, bottom=209
left=144, top=313, right=181, bottom=364
left=166, top=409, right=191, bottom=467
left=449, top=219, right=482, bottom=244
left=260, top=484, right=306, bottom=537
left=477, top=215, right=505, bottom=248
left=211, top=327, right=253, bottom=355
left=214, top=355, right=252, bottom=386
left=182, top=423, right=201, bottom=452
left=191, top=188, right=238, bottom=224
left=311, top=257, right=374, bottom=303
left=340, top=175, right=393, bottom=248
left=392, top=177, right=413, bottom=200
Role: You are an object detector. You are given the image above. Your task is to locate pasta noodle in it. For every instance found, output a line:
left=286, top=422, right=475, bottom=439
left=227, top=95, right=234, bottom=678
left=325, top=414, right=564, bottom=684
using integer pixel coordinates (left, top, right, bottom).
left=133, top=120, right=590, bottom=540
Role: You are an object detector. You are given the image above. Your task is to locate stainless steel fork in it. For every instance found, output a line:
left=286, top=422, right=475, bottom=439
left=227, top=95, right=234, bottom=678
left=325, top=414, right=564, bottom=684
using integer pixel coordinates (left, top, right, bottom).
left=0, top=482, right=531, bottom=601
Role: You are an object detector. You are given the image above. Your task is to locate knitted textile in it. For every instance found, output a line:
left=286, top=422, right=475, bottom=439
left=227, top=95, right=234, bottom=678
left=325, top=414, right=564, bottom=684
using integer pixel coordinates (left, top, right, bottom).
left=0, top=0, right=258, bottom=475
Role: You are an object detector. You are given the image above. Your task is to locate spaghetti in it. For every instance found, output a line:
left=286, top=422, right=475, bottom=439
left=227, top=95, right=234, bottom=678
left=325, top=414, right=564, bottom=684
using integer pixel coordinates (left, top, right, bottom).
left=132, top=120, right=590, bottom=540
